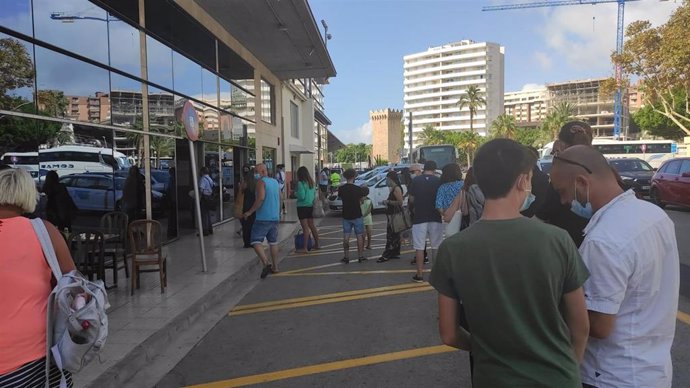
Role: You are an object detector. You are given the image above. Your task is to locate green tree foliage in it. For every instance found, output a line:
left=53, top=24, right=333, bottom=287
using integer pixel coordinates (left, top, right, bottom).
left=457, top=85, right=486, bottom=133
left=632, top=89, right=688, bottom=140
left=0, top=38, right=34, bottom=109
left=0, top=105, right=61, bottom=152
left=540, top=101, right=574, bottom=140
left=37, top=90, right=68, bottom=117
left=489, top=114, right=518, bottom=139
left=514, top=127, right=548, bottom=148
left=418, top=124, right=446, bottom=145
left=417, top=125, right=485, bottom=166
left=374, top=155, right=388, bottom=166
left=613, top=1, right=690, bottom=136
left=336, top=143, right=372, bottom=164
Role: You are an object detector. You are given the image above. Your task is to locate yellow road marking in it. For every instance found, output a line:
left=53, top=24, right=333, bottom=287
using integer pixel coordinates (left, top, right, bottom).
left=678, top=311, right=690, bottom=325
left=278, top=261, right=348, bottom=275
left=232, top=283, right=428, bottom=311
left=184, top=345, right=455, bottom=388
left=230, top=285, right=433, bottom=316
left=278, top=269, right=431, bottom=276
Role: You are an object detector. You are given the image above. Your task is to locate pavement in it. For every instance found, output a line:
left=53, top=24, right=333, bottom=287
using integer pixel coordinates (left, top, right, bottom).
left=73, top=199, right=307, bottom=388
left=159, top=211, right=690, bottom=388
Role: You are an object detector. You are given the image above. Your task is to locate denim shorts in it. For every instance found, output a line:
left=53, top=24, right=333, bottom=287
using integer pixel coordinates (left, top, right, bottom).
left=342, top=217, right=364, bottom=236
left=251, top=220, right=279, bottom=246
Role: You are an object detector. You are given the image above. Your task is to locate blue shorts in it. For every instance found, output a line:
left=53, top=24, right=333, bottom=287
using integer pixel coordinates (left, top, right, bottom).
left=251, top=220, right=279, bottom=246
left=342, top=218, right=364, bottom=236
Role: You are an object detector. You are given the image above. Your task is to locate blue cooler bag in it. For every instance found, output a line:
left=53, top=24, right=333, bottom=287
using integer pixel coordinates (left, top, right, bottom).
left=294, top=232, right=315, bottom=250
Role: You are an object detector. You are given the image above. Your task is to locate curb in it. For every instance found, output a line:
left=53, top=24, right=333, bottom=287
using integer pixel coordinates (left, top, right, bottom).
left=85, top=220, right=309, bottom=388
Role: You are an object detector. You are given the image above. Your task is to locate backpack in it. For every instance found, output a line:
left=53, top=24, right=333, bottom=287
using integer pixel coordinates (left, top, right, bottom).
left=30, top=219, right=110, bottom=388
left=466, top=184, right=485, bottom=225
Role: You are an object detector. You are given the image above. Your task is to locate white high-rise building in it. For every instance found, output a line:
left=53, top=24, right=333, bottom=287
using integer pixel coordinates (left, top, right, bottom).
left=403, top=40, right=504, bottom=149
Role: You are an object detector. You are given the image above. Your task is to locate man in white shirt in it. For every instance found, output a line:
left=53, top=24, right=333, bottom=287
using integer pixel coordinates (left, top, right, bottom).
left=550, top=146, right=680, bottom=388
left=198, top=166, right=215, bottom=236
left=276, top=164, right=286, bottom=215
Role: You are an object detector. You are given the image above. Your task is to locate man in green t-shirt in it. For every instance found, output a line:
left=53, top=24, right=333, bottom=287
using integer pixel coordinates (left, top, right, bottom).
left=430, top=139, right=590, bottom=388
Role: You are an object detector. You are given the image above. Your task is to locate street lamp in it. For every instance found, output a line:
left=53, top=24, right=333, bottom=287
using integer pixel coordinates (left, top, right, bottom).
left=320, top=19, right=332, bottom=48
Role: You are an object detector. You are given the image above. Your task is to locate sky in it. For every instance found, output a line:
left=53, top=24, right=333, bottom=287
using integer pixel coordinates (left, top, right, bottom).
left=308, top=0, right=682, bottom=144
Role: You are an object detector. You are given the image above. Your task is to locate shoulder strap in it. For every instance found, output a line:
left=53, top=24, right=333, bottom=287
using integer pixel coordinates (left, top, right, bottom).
left=30, top=218, right=62, bottom=280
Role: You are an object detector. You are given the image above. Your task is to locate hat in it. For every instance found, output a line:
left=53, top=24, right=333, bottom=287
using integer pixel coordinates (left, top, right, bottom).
left=423, top=160, right=437, bottom=171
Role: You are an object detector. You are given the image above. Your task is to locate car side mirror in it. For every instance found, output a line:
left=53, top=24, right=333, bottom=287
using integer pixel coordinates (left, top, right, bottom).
left=682, top=172, right=690, bottom=178
left=653, top=167, right=658, bottom=172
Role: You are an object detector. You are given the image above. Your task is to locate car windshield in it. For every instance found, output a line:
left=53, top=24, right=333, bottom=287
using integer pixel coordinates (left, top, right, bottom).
left=150, top=171, right=170, bottom=184
left=610, top=159, right=653, bottom=172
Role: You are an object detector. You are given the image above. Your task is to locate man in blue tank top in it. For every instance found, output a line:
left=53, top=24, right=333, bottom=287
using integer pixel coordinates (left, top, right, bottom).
left=242, top=163, right=281, bottom=278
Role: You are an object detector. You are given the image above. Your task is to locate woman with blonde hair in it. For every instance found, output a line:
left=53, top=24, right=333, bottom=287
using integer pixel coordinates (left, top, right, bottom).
left=0, top=168, right=77, bottom=387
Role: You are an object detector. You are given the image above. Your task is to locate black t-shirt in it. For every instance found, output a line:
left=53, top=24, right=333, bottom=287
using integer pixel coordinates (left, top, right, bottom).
left=535, top=183, right=589, bottom=247
left=521, top=165, right=550, bottom=218
left=339, top=183, right=365, bottom=220
left=409, top=174, right=442, bottom=224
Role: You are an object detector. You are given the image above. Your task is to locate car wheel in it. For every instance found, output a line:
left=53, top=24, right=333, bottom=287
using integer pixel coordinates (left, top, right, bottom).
left=650, top=188, right=666, bottom=209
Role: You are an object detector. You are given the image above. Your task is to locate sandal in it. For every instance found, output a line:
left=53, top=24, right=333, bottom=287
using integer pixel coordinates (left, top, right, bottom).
left=376, top=256, right=389, bottom=263
left=341, top=257, right=350, bottom=264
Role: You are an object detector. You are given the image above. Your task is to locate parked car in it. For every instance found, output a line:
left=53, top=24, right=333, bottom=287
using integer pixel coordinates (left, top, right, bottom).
left=537, top=159, right=553, bottom=176
left=608, top=157, right=655, bottom=199
left=328, top=172, right=408, bottom=211
left=651, top=157, right=690, bottom=209
left=59, top=173, right=164, bottom=213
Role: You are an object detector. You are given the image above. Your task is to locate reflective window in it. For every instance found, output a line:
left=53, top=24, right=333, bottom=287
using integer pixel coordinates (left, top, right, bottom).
left=146, top=35, right=173, bottom=89
left=220, top=79, right=255, bottom=120
left=35, top=46, right=110, bottom=124
left=220, top=145, right=235, bottom=221
left=33, top=0, right=109, bottom=65
left=0, top=33, right=35, bottom=112
left=260, top=78, right=275, bottom=124
left=148, top=86, right=179, bottom=135
left=202, top=69, right=218, bottom=108
left=203, top=143, right=223, bottom=224
left=108, top=14, right=141, bottom=76
left=220, top=113, right=247, bottom=144
left=172, top=51, right=202, bottom=100
left=290, top=101, right=299, bottom=138
left=262, top=147, right=276, bottom=177
left=110, top=73, right=143, bottom=129
left=0, top=0, right=33, bottom=37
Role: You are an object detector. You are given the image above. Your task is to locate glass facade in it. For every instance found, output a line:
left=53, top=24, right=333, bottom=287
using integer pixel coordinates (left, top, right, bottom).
left=0, top=0, right=256, bottom=241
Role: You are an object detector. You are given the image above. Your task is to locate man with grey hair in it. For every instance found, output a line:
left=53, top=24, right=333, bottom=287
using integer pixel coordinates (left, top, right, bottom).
left=243, top=163, right=281, bottom=279
left=550, top=145, right=679, bottom=388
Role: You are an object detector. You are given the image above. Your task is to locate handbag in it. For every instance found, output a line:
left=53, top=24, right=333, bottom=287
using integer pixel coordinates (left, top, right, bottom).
left=445, top=211, right=462, bottom=237
left=313, top=195, right=325, bottom=218
left=388, top=205, right=412, bottom=233
left=30, top=219, right=109, bottom=388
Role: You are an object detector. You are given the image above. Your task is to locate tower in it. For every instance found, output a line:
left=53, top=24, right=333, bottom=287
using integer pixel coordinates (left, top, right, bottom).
left=370, top=109, right=403, bottom=164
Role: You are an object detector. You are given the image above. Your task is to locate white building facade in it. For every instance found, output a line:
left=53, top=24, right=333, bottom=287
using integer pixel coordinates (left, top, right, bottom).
left=403, top=40, right=505, bottom=149
left=504, top=87, right=548, bottom=127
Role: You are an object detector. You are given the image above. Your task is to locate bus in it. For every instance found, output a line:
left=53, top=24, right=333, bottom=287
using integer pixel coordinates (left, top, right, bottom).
left=540, top=139, right=678, bottom=169
left=410, top=144, right=459, bottom=169
left=2, top=145, right=132, bottom=178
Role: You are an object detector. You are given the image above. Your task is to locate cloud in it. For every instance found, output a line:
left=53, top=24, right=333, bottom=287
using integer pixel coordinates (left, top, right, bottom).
left=333, top=121, right=372, bottom=145
left=533, top=52, right=552, bottom=70
left=521, top=83, right=546, bottom=91
left=538, top=2, right=681, bottom=74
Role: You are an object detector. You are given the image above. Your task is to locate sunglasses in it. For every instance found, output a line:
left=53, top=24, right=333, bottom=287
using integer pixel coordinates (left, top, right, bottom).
left=553, top=156, right=592, bottom=174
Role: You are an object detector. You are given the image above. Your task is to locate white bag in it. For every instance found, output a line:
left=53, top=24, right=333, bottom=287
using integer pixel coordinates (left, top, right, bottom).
left=445, top=211, right=463, bottom=237
left=313, top=195, right=325, bottom=218
left=31, top=219, right=110, bottom=388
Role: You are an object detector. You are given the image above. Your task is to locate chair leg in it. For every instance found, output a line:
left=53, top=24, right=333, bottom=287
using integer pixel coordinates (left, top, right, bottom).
left=122, top=247, right=130, bottom=278
left=163, top=260, right=167, bottom=287
left=130, top=260, right=136, bottom=296
left=113, top=255, right=118, bottom=286
left=159, top=264, right=165, bottom=294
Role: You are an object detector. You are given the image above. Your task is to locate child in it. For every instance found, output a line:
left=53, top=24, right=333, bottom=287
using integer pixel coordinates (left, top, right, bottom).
left=360, top=186, right=373, bottom=249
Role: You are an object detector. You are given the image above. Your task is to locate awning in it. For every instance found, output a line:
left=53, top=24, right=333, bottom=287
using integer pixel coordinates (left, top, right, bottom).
left=196, top=0, right=337, bottom=80
left=314, top=109, right=332, bottom=126
left=289, top=144, right=315, bottom=154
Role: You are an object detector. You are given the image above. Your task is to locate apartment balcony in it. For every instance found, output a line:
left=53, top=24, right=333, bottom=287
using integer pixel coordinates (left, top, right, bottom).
left=404, top=50, right=487, bottom=69
left=405, top=79, right=487, bottom=94
left=404, top=58, right=489, bottom=76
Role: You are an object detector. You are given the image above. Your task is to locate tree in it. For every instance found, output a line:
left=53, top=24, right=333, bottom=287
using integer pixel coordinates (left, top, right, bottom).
left=490, top=114, right=518, bottom=139
left=37, top=90, right=68, bottom=117
left=0, top=37, right=34, bottom=110
left=514, top=127, right=548, bottom=148
left=541, top=101, right=574, bottom=140
left=455, top=131, right=484, bottom=167
left=612, top=2, right=690, bottom=136
left=457, top=85, right=486, bottom=133
left=0, top=105, right=61, bottom=151
left=418, top=125, right=446, bottom=145
left=374, top=155, right=388, bottom=166
left=335, top=143, right=371, bottom=165
left=632, top=89, right=688, bottom=140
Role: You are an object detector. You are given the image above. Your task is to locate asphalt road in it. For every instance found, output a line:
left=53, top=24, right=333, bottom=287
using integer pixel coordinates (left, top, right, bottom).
left=159, top=209, right=690, bottom=388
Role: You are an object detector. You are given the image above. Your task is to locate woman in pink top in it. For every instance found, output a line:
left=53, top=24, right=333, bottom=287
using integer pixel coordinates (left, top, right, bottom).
left=0, top=168, right=76, bottom=387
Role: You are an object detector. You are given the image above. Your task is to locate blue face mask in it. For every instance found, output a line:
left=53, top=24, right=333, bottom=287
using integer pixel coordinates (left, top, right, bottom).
left=254, top=173, right=261, bottom=180
left=520, top=190, right=536, bottom=212
left=570, top=182, right=593, bottom=219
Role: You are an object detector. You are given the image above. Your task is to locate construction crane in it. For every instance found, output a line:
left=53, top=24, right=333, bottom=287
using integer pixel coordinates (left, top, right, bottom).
left=483, top=0, right=640, bottom=140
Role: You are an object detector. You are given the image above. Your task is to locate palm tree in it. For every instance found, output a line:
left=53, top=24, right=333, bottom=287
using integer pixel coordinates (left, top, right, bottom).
left=542, top=101, right=574, bottom=140
left=458, top=85, right=486, bottom=133
left=419, top=124, right=446, bottom=145
left=490, top=114, right=518, bottom=139
left=455, top=131, right=484, bottom=167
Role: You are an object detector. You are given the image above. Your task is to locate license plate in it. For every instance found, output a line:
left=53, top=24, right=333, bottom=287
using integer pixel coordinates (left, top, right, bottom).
left=642, top=186, right=650, bottom=190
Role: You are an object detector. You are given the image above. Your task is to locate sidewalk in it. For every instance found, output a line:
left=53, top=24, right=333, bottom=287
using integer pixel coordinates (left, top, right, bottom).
left=74, top=199, right=306, bottom=387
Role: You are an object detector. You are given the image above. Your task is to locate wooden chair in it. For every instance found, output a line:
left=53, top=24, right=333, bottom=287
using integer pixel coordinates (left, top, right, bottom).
left=100, top=211, right=129, bottom=286
left=68, top=230, right=105, bottom=282
left=128, top=220, right=167, bottom=295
